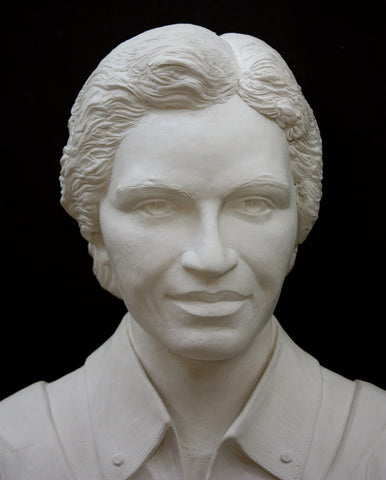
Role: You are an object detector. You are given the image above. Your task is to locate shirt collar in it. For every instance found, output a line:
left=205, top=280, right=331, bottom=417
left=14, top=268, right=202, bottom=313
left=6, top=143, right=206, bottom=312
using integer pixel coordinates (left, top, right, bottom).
left=224, top=321, right=323, bottom=480
left=84, top=314, right=322, bottom=480
left=84, top=314, right=172, bottom=480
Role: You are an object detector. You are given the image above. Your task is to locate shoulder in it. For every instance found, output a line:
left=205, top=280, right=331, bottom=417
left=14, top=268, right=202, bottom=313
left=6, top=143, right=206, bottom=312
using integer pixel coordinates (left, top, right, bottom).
left=0, top=381, right=53, bottom=454
left=349, top=380, right=386, bottom=480
left=317, top=369, right=386, bottom=480
left=0, top=365, right=102, bottom=480
left=346, top=380, right=386, bottom=457
left=0, top=323, right=125, bottom=480
left=0, top=381, right=73, bottom=480
left=0, top=371, right=89, bottom=480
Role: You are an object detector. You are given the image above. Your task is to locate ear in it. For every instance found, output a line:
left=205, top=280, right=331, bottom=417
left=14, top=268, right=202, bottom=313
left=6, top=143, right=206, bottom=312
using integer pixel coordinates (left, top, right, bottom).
left=88, top=236, right=123, bottom=299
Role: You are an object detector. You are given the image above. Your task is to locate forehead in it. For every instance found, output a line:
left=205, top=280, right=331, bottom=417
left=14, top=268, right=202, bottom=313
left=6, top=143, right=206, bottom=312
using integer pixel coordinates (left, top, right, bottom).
left=109, top=96, right=292, bottom=195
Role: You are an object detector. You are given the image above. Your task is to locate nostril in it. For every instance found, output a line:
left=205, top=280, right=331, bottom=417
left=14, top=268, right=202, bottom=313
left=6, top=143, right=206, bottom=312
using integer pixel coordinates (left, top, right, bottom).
left=181, top=248, right=238, bottom=276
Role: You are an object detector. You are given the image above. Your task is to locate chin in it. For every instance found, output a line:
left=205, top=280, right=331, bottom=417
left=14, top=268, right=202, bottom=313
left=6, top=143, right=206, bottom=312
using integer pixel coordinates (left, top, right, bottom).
left=165, top=328, right=255, bottom=361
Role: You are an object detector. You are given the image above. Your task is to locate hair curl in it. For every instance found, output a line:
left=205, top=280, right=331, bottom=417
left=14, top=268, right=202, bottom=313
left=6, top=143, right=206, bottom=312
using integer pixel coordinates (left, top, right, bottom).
left=60, top=24, right=322, bottom=298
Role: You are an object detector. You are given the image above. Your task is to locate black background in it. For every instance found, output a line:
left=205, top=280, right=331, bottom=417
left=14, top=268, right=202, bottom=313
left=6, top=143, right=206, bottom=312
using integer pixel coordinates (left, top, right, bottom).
left=2, top=0, right=385, bottom=400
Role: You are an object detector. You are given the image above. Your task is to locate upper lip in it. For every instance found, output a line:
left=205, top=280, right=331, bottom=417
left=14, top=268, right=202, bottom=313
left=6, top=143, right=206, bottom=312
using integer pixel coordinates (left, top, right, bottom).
left=167, top=290, right=249, bottom=303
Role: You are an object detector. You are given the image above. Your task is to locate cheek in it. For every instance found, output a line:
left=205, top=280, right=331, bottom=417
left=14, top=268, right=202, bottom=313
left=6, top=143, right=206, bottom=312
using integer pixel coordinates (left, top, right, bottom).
left=101, top=219, right=182, bottom=295
left=227, top=213, right=297, bottom=285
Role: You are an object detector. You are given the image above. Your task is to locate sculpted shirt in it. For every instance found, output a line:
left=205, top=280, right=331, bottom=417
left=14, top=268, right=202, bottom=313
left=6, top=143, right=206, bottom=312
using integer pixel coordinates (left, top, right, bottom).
left=0, top=314, right=385, bottom=480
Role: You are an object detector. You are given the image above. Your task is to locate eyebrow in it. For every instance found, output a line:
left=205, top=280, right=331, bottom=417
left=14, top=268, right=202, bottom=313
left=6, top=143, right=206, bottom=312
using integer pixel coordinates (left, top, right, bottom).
left=227, top=177, right=290, bottom=196
left=112, top=176, right=291, bottom=208
left=112, top=182, right=193, bottom=208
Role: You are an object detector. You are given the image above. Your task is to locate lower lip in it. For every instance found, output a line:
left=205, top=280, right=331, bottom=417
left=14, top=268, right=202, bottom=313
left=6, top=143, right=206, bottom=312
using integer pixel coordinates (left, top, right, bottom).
left=170, top=300, right=246, bottom=317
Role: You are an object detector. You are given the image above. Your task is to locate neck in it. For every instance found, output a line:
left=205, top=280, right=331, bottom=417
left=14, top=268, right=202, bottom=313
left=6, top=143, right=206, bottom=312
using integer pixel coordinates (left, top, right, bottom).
left=129, top=317, right=277, bottom=458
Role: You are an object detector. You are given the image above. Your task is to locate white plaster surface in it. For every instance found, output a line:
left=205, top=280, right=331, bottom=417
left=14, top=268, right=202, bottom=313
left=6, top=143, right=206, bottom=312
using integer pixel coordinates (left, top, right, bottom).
left=1, top=24, right=385, bottom=480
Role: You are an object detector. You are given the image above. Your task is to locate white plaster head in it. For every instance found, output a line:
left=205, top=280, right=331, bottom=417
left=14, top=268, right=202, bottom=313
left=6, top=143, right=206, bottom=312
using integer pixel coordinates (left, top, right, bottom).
left=60, top=24, right=322, bottom=303
left=99, top=95, right=299, bottom=360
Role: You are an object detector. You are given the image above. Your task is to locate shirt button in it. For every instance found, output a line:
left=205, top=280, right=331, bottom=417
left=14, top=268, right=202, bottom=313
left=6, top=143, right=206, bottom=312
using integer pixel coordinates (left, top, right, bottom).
left=280, top=452, right=293, bottom=463
left=112, top=453, right=126, bottom=466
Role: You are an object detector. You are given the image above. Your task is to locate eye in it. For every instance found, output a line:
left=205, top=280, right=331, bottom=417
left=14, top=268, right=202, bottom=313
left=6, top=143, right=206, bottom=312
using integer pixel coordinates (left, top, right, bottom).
left=135, top=199, right=176, bottom=217
left=230, top=197, right=273, bottom=216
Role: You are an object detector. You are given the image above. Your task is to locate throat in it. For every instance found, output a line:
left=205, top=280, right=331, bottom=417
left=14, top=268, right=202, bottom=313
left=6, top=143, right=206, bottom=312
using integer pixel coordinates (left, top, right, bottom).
left=129, top=316, right=277, bottom=458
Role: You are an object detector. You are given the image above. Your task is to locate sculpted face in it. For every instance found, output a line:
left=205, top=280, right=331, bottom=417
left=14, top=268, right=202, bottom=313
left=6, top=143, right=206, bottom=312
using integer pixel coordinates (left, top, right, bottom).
left=99, top=96, right=298, bottom=360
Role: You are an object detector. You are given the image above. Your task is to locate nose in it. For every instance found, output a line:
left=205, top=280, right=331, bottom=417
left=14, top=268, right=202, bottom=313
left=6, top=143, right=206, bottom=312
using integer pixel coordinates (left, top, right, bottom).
left=181, top=211, right=238, bottom=277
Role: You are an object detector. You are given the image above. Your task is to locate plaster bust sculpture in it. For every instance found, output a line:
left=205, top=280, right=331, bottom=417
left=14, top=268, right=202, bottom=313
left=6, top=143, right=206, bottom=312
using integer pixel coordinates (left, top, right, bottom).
left=1, top=24, right=385, bottom=480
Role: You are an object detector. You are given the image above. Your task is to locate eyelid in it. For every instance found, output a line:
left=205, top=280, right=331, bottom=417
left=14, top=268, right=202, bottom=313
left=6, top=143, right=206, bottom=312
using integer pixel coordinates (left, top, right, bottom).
left=234, top=196, right=275, bottom=207
left=133, top=198, right=177, bottom=216
left=225, top=186, right=290, bottom=209
left=226, top=193, right=275, bottom=208
left=227, top=196, right=274, bottom=215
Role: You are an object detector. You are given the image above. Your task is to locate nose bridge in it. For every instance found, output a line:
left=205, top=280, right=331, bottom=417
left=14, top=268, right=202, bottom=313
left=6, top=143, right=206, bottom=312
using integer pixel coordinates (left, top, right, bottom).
left=181, top=203, right=238, bottom=276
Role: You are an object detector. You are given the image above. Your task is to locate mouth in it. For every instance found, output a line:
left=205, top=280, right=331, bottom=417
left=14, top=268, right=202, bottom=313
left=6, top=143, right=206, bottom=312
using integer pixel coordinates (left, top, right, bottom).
left=167, top=290, right=251, bottom=317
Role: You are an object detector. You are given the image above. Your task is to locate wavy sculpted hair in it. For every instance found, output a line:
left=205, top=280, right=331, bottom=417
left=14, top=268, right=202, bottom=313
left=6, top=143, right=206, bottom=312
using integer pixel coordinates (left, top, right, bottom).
left=60, top=24, right=323, bottom=298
